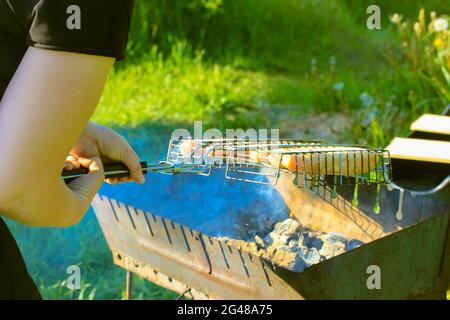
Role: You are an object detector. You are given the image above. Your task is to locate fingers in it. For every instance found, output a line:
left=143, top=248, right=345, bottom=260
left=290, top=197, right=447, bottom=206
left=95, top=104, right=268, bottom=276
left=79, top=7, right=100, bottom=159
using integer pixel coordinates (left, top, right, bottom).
left=66, top=151, right=142, bottom=186
left=95, top=126, right=145, bottom=185
left=105, top=176, right=132, bottom=185
left=119, top=139, right=145, bottom=184
left=67, top=157, right=104, bottom=200
left=64, top=155, right=81, bottom=170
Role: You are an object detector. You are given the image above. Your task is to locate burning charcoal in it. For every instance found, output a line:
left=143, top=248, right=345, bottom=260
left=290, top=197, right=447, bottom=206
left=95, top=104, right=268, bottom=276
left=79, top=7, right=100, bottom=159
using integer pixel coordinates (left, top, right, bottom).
left=263, top=246, right=306, bottom=272
left=297, top=231, right=306, bottom=246
left=302, top=248, right=321, bottom=266
left=286, top=219, right=302, bottom=234
left=271, top=234, right=290, bottom=248
left=319, top=235, right=347, bottom=259
left=309, top=237, right=324, bottom=250
left=297, top=230, right=324, bottom=250
left=218, top=218, right=366, bottom=274
left=268, top=219, right=303, bottom=246
left=272, top=218, right=301, bottom=236
left=298, top=245, right=310, bottom=255
left=276, top=245, right=299, bottom=253
left=291, top=256, right=307, bottom=273
left=347, top=239, right=364, bottom=250
left=271, top=221, right=287, bottom=235
left=288, top=239, right=299, bottom=248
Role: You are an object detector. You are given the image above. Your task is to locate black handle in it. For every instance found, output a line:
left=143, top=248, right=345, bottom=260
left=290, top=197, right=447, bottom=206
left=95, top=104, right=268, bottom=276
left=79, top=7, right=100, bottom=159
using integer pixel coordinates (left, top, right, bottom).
left=62, top=161, right=148, bottom=183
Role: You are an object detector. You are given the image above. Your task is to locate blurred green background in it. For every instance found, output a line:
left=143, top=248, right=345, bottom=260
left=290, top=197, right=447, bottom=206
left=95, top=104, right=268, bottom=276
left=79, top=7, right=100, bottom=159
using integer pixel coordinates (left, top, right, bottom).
left=8, top=0, right=450, bottom=299
left=94, top=0, right=450, bottom=146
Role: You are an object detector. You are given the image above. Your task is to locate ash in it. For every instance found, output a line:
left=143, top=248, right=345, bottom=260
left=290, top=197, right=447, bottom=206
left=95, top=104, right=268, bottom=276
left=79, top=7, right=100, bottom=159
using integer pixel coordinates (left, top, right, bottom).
left=218, top=218, right=364, bottom=273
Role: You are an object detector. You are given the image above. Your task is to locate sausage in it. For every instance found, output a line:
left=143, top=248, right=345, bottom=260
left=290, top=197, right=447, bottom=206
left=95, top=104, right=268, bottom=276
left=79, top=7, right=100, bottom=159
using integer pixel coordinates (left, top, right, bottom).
left=268, top=148, right=378, bottom=176
left=178, top=141, right=379, bottom=176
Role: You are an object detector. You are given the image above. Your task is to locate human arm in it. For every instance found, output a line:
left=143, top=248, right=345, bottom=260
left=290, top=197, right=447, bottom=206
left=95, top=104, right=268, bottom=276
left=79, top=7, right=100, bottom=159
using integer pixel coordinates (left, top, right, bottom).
left=0, top=47, right=113, bottom=227
left=69, top=122, right=145, bottom=185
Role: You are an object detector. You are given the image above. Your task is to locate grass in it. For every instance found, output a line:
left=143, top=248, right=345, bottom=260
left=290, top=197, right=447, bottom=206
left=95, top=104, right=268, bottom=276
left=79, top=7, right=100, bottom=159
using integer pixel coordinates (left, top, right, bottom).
left=8, top=0, right=450, bottom=299
left=94, top=41, right=267, bottom=129
left=7, top=210, right=178, bottom=300
left=95, top=0, right=449, bottom=144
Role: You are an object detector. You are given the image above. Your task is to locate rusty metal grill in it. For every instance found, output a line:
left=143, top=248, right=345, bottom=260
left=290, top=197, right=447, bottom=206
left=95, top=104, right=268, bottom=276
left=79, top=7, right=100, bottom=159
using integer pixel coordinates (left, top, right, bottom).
left=92, top=180, right=450, bottom=299
left=91, top=134, right=449, bottom=300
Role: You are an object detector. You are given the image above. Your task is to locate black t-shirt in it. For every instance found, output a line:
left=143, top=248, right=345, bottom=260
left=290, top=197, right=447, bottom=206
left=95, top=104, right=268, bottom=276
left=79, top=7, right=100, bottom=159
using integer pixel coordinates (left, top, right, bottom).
left=0, top=0, right=134, bottom=97
left=0, top=0, right=135, bottom=299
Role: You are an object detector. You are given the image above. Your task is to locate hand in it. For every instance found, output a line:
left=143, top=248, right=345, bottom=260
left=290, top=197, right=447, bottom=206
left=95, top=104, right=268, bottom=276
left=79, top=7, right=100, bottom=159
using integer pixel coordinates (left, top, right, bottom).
left=70, top=122, right=145, bottom=185
left=67, top=156, right=105, bottom=201
left=64, top=155, right=81, bottom=170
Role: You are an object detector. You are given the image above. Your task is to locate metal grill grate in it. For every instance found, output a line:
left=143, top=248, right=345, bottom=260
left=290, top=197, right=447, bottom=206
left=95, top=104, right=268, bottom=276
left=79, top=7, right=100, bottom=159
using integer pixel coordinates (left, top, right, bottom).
left=166, top=138, right=392, bottom=187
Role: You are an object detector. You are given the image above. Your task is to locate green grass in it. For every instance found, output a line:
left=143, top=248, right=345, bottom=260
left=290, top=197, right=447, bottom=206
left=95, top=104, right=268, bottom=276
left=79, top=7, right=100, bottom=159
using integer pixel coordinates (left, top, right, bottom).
left=9, top=0, right=450, bottom=299
left=7, top=211, right=178, bottom=300
left=95, top=42, right=267, bottom=129
left=95, top=0, right=450, bottom=144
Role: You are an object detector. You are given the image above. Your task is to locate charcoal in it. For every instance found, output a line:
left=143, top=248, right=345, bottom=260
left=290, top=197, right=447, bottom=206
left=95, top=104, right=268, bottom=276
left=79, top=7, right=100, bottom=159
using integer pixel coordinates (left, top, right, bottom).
left=347, top=239, right=364, bottom=250
left=299, top=231, right=324, bottom=249
left=271, top=218, right=301, bottom=236
left=302, top=247, right=321, bottom=266
left=271, top=235, right=290, bottom=248
left=288, top=239, right=298, bottom=248
left=320, top=233, right=349, bottom=257
left=276, top=245, right=298, bottom=253
left=217, top=217, right=364, bottom=273
left=291, top=256, right=308, bottom=273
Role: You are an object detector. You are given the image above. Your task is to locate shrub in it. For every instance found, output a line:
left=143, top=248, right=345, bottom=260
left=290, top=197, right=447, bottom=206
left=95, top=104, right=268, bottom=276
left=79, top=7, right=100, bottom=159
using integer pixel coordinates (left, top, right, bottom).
left=391, top=9, right=449, bottom=104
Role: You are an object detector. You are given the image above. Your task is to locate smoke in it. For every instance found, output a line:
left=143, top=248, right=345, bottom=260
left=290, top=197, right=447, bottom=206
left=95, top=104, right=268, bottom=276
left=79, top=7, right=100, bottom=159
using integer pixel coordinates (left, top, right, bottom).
left=100, top=168, right=290, bottom=241
left=99, top=129, right=290, bottom=240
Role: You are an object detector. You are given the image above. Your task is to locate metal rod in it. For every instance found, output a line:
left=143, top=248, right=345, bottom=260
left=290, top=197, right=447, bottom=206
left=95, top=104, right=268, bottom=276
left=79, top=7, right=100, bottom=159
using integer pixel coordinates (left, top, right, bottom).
left=176, top=286, right=192, bottom=300
left=389, top=176, right=450, bottom=197
left=62, top=162, right=207, bottom=181
left=125, top=270, right=133, bottom=300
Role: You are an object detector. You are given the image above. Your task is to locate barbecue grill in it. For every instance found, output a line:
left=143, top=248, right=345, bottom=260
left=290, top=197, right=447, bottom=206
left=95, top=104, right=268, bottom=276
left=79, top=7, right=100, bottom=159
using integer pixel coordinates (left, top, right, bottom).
left=73, top=113, right=450, bottom=299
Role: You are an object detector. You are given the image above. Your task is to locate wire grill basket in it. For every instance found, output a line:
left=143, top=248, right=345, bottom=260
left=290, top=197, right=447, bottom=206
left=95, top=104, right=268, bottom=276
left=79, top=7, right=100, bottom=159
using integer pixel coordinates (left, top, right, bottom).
left=166, top=138, right=392, bottom=187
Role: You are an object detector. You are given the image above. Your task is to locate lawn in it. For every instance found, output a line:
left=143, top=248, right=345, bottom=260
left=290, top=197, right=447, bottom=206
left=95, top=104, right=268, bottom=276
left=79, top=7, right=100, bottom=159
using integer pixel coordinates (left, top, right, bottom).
left=7, top=0, right=450, bottom=299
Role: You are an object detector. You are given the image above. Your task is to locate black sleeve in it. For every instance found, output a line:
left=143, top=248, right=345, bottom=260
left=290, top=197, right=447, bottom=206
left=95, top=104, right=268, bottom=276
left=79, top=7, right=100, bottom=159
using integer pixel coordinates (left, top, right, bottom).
left=26, top=0, right=134, bottom=61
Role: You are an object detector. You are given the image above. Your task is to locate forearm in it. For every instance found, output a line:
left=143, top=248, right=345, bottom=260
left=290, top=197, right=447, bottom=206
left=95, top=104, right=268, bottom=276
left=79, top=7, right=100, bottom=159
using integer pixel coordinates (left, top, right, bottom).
left=0, top=48, right=113, bottom=226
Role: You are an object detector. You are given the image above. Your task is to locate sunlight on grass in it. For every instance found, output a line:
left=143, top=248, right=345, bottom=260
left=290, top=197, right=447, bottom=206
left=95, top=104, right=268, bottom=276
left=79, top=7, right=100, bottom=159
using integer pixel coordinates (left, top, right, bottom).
left=94, top=42, right=267, bottom=129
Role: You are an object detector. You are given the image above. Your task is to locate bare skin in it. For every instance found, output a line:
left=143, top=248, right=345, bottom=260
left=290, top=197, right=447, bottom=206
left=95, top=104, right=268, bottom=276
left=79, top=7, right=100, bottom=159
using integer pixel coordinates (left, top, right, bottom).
left=0, top=47, right=144, bottom=227
left=69, top=122, right=145, bottom=185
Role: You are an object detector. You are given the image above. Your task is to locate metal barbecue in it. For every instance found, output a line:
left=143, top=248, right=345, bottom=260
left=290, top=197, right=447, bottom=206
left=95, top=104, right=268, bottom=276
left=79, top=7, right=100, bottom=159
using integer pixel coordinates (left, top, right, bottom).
left=64, top=112, right=450, bottom=300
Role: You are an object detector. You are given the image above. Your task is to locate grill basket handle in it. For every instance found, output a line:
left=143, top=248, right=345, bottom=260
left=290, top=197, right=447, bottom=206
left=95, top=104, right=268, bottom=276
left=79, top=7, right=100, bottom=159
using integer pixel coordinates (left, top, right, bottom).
left=62, top=161, right=148, bottom=183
